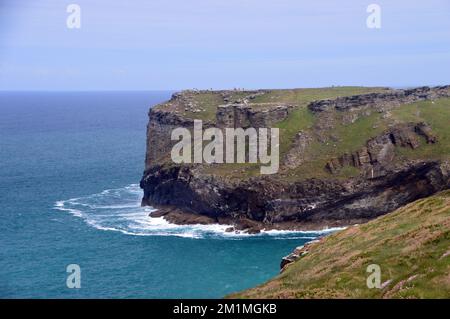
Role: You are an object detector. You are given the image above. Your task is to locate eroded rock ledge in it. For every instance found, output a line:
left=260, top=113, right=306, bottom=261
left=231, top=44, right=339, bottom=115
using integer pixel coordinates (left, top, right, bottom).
left=308, top=86, right=450, bottom=113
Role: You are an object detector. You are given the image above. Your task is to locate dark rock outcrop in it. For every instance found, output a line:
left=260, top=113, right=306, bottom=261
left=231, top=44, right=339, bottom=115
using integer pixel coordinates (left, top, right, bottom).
left=415, top=122, right=437, bottom=144
left=141, top=160, right=450, bottom=230
left=280, top=239, right=324, bottom=272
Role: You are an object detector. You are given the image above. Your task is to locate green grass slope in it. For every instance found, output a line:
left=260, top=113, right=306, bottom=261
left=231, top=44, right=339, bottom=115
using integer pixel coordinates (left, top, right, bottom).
left=231, top=190, right=450, bottom=299
left=282, top=97, right=450, bottom=180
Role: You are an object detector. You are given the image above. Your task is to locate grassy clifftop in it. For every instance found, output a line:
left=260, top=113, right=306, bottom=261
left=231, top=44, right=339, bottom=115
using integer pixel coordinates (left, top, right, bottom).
left=154, top=86, right=388, bottom=121
left=231, top=190, right=450, bottom=298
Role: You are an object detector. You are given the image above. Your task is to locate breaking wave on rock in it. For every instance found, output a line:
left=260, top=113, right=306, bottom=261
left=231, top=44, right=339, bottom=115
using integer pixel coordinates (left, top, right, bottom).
left=54, top=184, right=342, bottom=239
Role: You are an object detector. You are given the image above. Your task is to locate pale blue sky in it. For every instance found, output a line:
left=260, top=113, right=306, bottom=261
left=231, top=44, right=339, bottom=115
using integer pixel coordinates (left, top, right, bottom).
left=1, top=0, right=449, bottom=90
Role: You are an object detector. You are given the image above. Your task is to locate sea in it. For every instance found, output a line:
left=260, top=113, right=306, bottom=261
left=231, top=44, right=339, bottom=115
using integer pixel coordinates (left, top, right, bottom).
left=0, top=91, right=336, bottom=298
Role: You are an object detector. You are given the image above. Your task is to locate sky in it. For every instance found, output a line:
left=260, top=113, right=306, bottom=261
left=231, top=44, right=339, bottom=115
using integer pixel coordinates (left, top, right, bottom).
left=0, top=0, right=449, bottom=90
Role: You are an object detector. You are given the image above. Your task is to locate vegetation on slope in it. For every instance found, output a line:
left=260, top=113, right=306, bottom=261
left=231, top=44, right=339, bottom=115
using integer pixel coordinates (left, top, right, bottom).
left=392, top=98, right=450, bottom=160
left=231, top=190, right=450, bottom=298
left=156, top=87, right=450, bottom=180
left=206, top=97, right=450, bottom=180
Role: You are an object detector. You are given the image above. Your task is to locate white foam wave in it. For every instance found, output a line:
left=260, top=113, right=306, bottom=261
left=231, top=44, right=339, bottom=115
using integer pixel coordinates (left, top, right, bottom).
left=54, top=184, right=341, bottom=239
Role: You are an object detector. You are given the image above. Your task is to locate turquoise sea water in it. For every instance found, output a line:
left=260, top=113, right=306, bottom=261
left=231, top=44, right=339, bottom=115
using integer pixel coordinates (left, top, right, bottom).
left=0, top=91, right=330, bottom=298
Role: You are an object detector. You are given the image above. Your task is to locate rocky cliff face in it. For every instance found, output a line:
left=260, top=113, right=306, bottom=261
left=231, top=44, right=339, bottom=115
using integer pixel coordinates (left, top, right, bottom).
left=141, top=160, right=450, bottom=231
left=325, top=122, right=436, bottom=178
left=144, top=109, right=196, bottom=168
left=144, top=90, right=292, bottom=168
left=216, top=103, right=293, bottom=128
left=141, top=86, right=450, bottom=231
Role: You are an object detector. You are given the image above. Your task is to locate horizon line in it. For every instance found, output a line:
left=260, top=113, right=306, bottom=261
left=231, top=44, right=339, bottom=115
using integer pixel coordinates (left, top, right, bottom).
left=0, top=83, right=449, bottom=93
